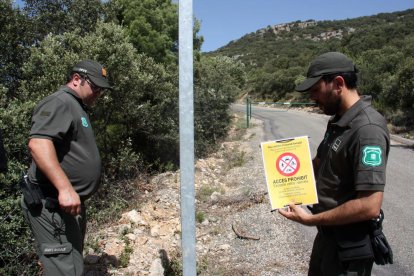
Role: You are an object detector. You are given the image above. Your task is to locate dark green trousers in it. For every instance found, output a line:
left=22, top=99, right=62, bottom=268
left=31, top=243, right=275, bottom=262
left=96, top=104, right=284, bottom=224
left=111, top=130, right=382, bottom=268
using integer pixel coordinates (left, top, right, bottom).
left=21, top=197, right=86, bottom=276
left=308, top=232, right=374, bottom=276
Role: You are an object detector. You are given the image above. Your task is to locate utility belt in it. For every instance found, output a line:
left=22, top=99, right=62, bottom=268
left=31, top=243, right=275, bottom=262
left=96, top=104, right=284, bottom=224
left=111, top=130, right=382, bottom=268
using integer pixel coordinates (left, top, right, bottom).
left=317, top=223, right=374, bottom=262
left=317, top=218, right=393, bottom=265
left=333, top=222, right=374, bottom=262
left=317, top=223, right=373, bottom=262
left=19, top=174, right=59, bottom=210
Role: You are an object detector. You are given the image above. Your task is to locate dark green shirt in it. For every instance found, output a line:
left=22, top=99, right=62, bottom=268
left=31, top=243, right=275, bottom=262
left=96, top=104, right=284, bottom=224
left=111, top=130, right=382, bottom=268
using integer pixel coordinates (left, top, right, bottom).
left=313, top=96, right=389, bottom=214
left=28, top=86, right=101, bottom=199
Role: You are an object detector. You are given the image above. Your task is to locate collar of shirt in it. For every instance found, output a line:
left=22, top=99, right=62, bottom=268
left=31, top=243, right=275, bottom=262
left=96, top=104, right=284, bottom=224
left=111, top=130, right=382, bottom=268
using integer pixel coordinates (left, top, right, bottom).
left=329, top=95, right=372, bottom=129
left=61, top=85, right=89, bottom=111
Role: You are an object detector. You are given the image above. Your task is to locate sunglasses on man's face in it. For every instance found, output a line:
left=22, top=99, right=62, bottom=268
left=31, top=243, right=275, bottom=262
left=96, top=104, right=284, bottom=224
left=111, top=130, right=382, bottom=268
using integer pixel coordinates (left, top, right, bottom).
left=84, top=77, right=102, bottom=94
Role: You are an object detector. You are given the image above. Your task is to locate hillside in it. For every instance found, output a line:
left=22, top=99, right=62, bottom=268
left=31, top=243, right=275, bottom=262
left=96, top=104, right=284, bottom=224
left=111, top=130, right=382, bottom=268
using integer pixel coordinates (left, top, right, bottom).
left=212, top=9, right=414, bottom=70
left=209, top=9, right=414, bottom=131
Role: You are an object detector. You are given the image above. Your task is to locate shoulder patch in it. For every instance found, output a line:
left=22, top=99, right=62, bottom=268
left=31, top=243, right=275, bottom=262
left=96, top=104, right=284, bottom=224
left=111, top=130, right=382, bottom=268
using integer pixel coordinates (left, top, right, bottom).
left=81, top=117, right=89, bottom=128
left=40, top=111, right=51, bottom=117
left=362, top=146, right=382, bottom=166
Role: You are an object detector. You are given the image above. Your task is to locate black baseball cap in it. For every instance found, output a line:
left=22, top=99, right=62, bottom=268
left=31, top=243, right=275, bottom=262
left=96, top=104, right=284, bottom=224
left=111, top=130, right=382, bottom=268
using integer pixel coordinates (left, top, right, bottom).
left=295, top=52, right=356, bottom=92
left=72, top=59, right=112, bottom=89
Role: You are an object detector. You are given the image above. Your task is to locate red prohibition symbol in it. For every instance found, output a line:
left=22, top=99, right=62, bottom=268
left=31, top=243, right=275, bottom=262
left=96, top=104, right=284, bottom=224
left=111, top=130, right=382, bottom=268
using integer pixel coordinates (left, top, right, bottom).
left=276, top=152, right=300, bottom=176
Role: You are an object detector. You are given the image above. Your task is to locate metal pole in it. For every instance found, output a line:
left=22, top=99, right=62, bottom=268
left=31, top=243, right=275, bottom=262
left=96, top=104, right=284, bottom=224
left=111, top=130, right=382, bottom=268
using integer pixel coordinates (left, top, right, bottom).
left=249, top=98, right=252, bottom=120
left=246, top=97, right=250, bottom=128
left=179, top=0, right=196, bottom=275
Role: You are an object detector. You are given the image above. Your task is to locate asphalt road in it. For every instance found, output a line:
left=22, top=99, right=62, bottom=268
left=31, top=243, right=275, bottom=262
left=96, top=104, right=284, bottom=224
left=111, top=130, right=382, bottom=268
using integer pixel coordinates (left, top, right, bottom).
left=232, top=104, right=414, bottom=275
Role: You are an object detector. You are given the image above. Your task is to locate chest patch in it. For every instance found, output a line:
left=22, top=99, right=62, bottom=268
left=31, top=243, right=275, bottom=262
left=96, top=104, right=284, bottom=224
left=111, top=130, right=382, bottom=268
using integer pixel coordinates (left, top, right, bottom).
left=332, top=138, right=341, bottom=152
left=362, top=146, right=382, bottom=166
left=81, top=117, right=89, bottom=128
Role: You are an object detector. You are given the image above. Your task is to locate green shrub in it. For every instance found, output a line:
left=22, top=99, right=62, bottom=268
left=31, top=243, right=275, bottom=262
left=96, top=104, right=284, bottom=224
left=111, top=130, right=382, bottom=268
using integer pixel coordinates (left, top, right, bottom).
left=224, top=150, right=247, bottom=171
left=0, top=197, right=40, bottom=275
left=196, top=211, right=205, bottom=223
left=194, top=56, right=246, bottom=157
left=119, top=238, right=133, bottom=268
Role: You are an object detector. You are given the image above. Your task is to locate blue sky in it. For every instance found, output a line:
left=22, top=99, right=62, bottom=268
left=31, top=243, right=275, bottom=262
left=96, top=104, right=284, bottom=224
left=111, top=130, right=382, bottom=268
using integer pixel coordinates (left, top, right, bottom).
left=194, top=0, right=414, bottom=52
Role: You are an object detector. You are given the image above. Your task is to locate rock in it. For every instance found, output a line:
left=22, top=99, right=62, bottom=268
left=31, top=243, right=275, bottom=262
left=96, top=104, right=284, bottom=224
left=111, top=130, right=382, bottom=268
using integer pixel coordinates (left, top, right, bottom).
left=121, top=209, right=147, bottom=226
left=210, top=191, right=221, bottom=202
left=86, top=247, right=95, bottom=255
left=104, top=240, right=125, bottom=257
left=149, top=258, right=164, bottom=276
left=133, top=228, right=144, bottom=235
left=158, top=223, right=175, bottom=236
left=125, top=233, right=136, bottom=241
left=219, top=256, right=231, bottom=263
left=150, top=225, right=160, bottom=237
left=137, top=236, right=149, bottom=245
left=219, top=244, right=231, bottom=251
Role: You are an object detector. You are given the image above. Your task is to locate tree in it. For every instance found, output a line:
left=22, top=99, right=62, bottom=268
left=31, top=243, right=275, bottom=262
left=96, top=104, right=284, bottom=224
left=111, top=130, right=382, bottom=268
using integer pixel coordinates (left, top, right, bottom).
left=112, top=0, right=179, bottom=64
left=23, top=0, right=105, bottom=39
left=357, top=46, right=404, bottom=101
left=194, top=56, right=246, bottom=155
left=395, top=58, right=414, bottom=110
left=0, top=75, right=39, bottom=276
left=0, top=0, right=35, bottom=98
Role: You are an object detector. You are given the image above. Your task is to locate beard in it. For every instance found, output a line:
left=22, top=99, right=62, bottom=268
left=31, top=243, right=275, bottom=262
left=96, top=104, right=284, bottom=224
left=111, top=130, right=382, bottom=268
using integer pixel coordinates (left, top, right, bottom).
left=320, top=88, right=341, bottom=116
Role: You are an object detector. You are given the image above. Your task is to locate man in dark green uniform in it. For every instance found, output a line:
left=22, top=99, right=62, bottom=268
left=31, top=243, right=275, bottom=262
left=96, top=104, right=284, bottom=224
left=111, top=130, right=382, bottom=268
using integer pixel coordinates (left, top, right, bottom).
left=21, top=59, right=111, bottom=275
left=279, top=52, right=389, bottom=275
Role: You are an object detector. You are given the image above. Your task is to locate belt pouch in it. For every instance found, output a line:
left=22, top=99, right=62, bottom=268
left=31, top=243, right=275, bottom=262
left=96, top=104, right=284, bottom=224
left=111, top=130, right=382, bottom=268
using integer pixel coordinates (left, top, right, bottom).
left=19, top=175, right=42, bottom=208
left=335, top=223, right=374, bottom=262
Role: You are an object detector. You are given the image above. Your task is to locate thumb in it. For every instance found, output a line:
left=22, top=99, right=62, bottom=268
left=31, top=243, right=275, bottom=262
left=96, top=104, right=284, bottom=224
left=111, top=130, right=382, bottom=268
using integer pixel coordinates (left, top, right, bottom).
left=287, top=201, right=297, bottom=211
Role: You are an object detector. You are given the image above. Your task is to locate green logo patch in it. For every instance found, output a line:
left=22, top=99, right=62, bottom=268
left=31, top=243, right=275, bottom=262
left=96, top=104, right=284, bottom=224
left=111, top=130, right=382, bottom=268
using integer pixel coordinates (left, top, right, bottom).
left=81, top=117, right=89, bottom=128
left=362, top=146, right=382, bottom=166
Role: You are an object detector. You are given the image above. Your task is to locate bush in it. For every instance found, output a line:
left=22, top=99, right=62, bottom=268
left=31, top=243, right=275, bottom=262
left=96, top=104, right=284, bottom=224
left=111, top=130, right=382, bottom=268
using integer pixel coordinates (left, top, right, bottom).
left=0, top=85, right=40, bottom=275
left=194, top=56, right=246, bottom=156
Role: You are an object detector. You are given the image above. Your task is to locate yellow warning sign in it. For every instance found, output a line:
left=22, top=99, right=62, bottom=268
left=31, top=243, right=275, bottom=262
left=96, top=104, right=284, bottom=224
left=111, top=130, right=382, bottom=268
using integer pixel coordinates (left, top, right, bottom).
left=261, top=136, right=318, bottom=210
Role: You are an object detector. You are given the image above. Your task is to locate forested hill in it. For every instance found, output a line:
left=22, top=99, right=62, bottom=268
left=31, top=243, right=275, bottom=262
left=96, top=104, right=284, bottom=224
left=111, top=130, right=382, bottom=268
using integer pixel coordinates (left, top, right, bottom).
left=209, top=9, right=414, bottom=128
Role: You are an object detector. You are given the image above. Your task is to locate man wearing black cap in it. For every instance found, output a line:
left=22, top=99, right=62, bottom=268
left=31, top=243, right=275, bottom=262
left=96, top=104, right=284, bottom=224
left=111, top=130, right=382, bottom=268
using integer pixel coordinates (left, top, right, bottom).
left=279, top=52, right=389, bottom=275
left=21, top=59, right=111, bottom=275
